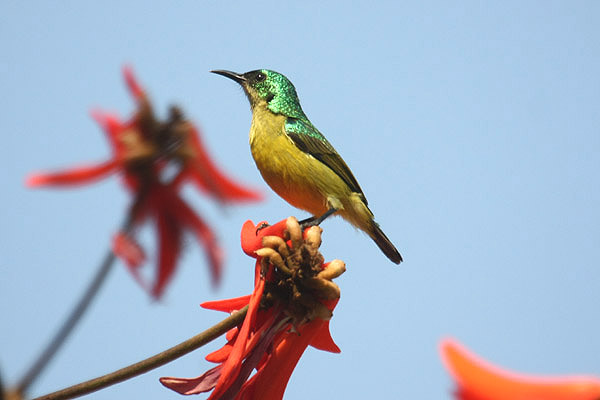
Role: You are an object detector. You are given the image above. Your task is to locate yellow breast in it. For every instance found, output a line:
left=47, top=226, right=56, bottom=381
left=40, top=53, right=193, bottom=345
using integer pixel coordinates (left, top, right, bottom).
left=248, top=105, right=351, bottom=216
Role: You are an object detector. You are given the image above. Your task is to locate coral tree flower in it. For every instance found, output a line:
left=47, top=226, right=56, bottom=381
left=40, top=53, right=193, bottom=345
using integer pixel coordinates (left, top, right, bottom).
left=440, top=338, right=600, bottom=400
left=26, top=67, right=262, bottom=298
left=160, top=217, right=345, bottom=399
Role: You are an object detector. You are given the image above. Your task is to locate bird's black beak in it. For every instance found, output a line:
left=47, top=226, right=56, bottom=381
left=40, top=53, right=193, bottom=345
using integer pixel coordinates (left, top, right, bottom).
left=210, top=70, right=247, bottom=85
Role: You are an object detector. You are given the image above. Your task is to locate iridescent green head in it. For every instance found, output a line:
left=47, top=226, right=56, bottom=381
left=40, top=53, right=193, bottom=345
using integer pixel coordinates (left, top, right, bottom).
left=211, top=69, right=305, bottom=118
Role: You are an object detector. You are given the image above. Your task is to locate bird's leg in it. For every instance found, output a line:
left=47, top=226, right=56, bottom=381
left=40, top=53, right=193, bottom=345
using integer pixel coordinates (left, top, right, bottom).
left=255, top=222, right=270, bottom=235
left=299, top=207, right=338, bottom=230
left=298, top=215, right=317, bottom=226
left=314, top=207, right=338, bottom=225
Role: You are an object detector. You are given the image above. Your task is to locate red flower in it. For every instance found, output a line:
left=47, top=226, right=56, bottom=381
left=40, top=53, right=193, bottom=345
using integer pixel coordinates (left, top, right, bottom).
left=160, top=217, right=345, bottom=399
left=440, top=338, right=600, bottom=400
left=26, top=67, right=262, bottom=298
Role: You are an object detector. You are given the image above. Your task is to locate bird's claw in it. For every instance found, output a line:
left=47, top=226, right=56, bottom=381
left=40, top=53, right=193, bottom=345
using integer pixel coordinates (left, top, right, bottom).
left=298, top=216, right=317, bottom=231
left=255, top=222, right=270, bottom=235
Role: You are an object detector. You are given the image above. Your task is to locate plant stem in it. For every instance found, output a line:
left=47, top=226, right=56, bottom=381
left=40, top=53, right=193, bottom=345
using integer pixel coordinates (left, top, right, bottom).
left=15, top=215, right=134, bottom=396
left=15, top=249, right=117, bottom=395
left=32, top=306, right=249, bottom=400
left=14, top=181, right=159, bottom=396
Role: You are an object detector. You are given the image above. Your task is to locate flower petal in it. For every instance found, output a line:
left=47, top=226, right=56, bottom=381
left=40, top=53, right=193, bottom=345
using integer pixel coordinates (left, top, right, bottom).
left=440, top=338, right=600, bottom=400
left=309, top=320, right=341, bottom=354
left=112, top=231, right=154, bottom=294
left=151, top=194, right=183, bottom=299
left=240, top=219, right=288, bottom=257
left=168, top=190, right=224, bottom=286
left=201, top=295, right=252, bottom=313
left=112, top=232, right=146, bottom=268
left=160, top=365, right=223, bottom=395
left=239, top=318, right=328, bottom=400
left=225, top=327, right=239, bottom=342
left=186, top=126, right=263, bottom=203
left=219, top=312, right=283, bottom=400
left=26, top=160, right=119, bottom=187
left=206, top=342, right=234, bottom=364
left=90, top=109, right=126, bottom=146
left=123, top=65, right=144, bottom=101
left=208, top=278, right=265, bottom=400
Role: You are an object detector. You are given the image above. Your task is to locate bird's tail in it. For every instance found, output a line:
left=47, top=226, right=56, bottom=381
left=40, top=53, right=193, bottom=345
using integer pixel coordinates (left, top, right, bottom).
left=368, top=222, right=403, bottom=264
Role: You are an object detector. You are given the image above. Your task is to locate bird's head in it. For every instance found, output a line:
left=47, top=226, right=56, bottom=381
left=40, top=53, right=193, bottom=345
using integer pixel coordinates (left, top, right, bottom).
left=211, top=69, right=304, bottom=118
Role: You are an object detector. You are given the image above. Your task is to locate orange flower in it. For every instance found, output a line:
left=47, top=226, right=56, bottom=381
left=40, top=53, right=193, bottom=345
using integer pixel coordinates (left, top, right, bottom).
left=160, top=217, right=344, bottom=399
left=440, top=338, right=600, bottom=400
left=26, top=67, right=262, bottom=297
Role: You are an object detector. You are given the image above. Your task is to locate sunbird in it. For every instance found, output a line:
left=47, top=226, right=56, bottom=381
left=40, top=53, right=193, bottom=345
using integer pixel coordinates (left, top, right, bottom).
left=212, top=69, right=402, bottom=264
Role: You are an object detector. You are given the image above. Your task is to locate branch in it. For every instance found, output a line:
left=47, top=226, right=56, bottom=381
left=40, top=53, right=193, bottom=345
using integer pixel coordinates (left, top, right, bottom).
left=15, top=244, right=119, bottom=395
left=15, top=184, right=150, bottom=395
left=32, top=306, right=248, bottom=400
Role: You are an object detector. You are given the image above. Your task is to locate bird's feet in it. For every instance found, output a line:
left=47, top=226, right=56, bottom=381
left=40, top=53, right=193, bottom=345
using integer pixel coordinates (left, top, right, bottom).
left=298, top=208, right=338, bottom=230
left=298, top=216, right=317, bottom=230
left=255, top=222, right=270, bottom=235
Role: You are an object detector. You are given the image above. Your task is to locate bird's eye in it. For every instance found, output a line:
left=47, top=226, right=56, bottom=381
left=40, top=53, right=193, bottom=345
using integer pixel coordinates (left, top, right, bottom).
left=255, top=72, right=266, bottom=82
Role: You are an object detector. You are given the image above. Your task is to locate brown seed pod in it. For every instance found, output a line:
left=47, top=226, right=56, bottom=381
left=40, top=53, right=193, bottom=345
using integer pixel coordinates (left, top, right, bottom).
left=261, top=235, right=290, bottom=258
left=285, top=216, right=302, bottom=251
left=317, top=259, right=346, bottom=281
left=307, top=301, right=334, bottom=321
left=255, top=247, right=287, bottom=270
left=304, top=225, right=323, bottom=250
left=304, top=277, right=341, bottom=300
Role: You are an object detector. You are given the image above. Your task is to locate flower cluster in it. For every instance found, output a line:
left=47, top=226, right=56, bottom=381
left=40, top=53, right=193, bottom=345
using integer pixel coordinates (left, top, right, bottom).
left=440, top=339, right=600, bottom=400
left=160, top=217, right=345, bottom=399
left=26, top=67, right=262, bottom=298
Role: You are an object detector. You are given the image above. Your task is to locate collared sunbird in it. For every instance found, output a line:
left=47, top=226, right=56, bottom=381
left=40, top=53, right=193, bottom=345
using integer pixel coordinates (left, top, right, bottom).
left=212, top=69, right=402, bottom=264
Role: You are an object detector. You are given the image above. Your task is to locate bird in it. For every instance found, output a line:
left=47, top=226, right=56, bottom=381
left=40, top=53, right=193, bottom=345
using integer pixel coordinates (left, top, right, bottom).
left=211, top=69, right=402, bottom=264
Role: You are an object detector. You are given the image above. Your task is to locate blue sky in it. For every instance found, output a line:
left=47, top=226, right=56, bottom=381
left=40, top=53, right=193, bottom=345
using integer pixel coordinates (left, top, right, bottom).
left=2, top=2, right=599, bottom=399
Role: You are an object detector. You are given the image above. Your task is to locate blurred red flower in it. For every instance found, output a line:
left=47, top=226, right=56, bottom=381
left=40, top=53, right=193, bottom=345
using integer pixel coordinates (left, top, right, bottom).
left=440, top=338, right=600, bottom=400
left=26, top=67, right=262, bottom=298
left=160, top=217, right=344, bottom=399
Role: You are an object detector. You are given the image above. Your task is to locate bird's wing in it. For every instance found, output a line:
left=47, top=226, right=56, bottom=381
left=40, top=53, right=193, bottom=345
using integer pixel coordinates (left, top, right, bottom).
left=285, top=118, right=365, bottom=200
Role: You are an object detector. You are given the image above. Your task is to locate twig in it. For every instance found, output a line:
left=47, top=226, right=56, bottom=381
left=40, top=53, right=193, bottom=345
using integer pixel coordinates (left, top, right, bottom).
left=32, top=306, right=249, bottom=400
left=15, top=244, right=119, bottom=395
left=14, top=183, right=156, bottom=395
left=16, top=204, right=146, bottom=397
